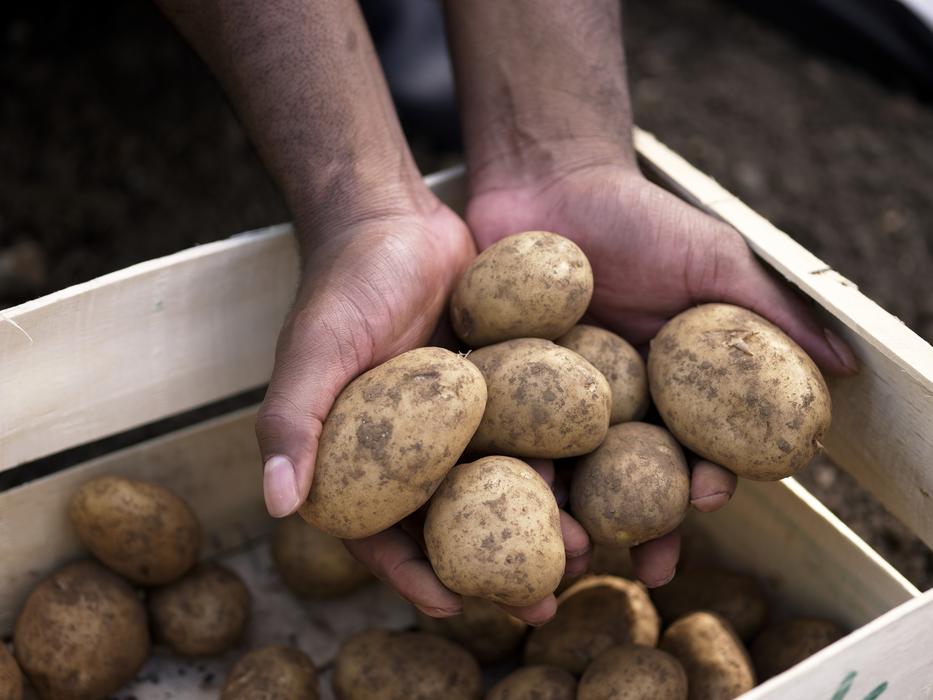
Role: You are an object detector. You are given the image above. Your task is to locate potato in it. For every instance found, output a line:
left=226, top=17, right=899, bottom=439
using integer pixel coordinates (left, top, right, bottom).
left=451, top=231, right=593, bottom=347
left=271, top=516, right=370, bottom=597
left=651, top=569, right=767, bottom=641
left=417, top=597, right=527, bottom=663
left=648, top=303, right=831, bottom=481
left=556, top=324, right=649, bottom=424
left=149, top=563, right=251, bottom=656
left=299, top=347, right=487, bottom=539
left=751, top=618, right=844, bottom=680
left=487, top=665, right=576, bottom=700
left=660, top=611, right=756, bottom=700
left=524, top=576, right=660, bottom=675
left=14, top=560, right=149, bottom=700
left=578, top=645, right=688, bottom=700
left=467, top=339, right=611, bottom=458
left=221, top=644, right=318, bottom=700
left=332, top=629, right=482, bottom=700
left=0, top=644, right=22, bottom=700
left=571, top=422, right=689, bottom=547
left=424, top=456, right=565, bottom=607
left=68, top=475, right=200, bottom=585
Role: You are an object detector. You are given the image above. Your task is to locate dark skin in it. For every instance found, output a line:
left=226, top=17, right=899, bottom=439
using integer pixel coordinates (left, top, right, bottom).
left=157, top=0, right=857, bottom=624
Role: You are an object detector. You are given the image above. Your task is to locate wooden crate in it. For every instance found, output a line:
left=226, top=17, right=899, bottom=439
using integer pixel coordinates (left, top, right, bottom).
left=2, top=130, right=931, bottom=698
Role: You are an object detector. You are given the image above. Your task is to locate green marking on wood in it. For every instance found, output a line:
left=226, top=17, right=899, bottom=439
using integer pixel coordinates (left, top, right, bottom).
left=832, top=671, right=857, bottom=700
left=864, top=682, right=888, bottom=699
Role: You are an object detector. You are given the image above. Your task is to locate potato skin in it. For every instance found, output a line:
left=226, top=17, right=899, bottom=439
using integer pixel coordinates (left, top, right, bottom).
left=332, top=630, right=482, bottom=700
left=0, top=644, right=22, bottom=700
left=571, top=422, right=689, bottom=547
left=451, top=231, right=593, bottom=347
left=648, top=303, right=831, bottom=480
left=14, top=560, right=149, bottom=700
left=149, top=563, right=251, bottom=656
left=578, top=645, right=688, bottom=700
left=300, top=347, right=487, bottom=539
left=416, top=597, right=527, bottom=663
left=68, top=475, right=201, bottom=585
left=221, top=644, right=318, bottom=700
left=271, top=516, right=370, bottom=597
left=524, top=576, right=660, bottom=675
left=751, top=618, right=844, bottom=680
left=556, top=324, right=649, bottom=424
left=487, top=665, right=576, bottom=700
left=660, top=612, right=756, bottom=700
left=425, top=457, right=565, bottom=607
left=467, top=339, right=611, bottom=458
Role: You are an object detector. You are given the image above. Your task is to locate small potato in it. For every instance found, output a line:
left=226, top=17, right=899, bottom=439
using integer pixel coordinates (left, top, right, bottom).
left=648, top=304, right=831, bottom=481
left=578, top=645, right=688, bottom=700
left=487, top=665, right=576, bottom=700
left=221, top=644, right=318, bottom=700
left=571, top=422, right=689, bottom=547
left=69, top=475, right=200, bottom=585
left=417, top=597, right=527, bottom=663
left=14, top=560, right=149, bottom=700
left=149, top=563, right=251, bottom=656
left=300, top=347, right=487, bottom=539
left=332, top=629, right=482, bottom=700
left=468, top=339, right=611, bottom=458
left=451, top=231, right=593, bottom=347
left=0, top=644, right=22, bottom=700
left=660, top=611, right=756, bottom=700
left=651, top=569, right=767, bottom=641
left=751, top=618, right=845, bottom=680
left=524, top=576, right=660, bottom=675
left=556, top=324, right=649, bottom=424
left=425, top=456, right=565, bottom=607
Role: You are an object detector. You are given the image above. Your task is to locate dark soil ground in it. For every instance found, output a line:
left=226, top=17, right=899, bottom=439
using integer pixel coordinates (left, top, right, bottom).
left=2, top=2, right=931, bottom=586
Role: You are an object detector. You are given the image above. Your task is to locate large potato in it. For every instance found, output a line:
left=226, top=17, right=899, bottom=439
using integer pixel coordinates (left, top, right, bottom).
left=578, top=645, right=688, bottom=700
left=272, top=516, right=370, bottom=597
left=571, top=422, right=689, bottom=547
left=524, top=576, right=660, bottom=675
left=451, top=231, right=593, bottom=347
left=467, top=339, right=611, bottom=458
left=425, top=456, right=565, bottom=607
left=149, top=563, right=251, bottom=656
left=487, top=666, right=576, bottom=700
left=0, top=645, right=22, bottom=700
left=300, top=347, right=487, bottom=538
left=221, top=645, right=318, bottom=700
left=648, top=304, right=831, bottom=481
left=14, top=561, right=149, bottom=700
left=660, top=612, right=756, bottom=700
left=417, top=597, right=527, bottom=663
left=68, top=475, right=200, bottom=585
left=751, top=618, right=844, bottom=680
left=556, top=324, right=649, bottom=424
left=332, top=630, right=482, bottom=700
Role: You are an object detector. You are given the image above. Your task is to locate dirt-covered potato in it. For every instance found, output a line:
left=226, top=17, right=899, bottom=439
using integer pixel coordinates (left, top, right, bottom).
left=425, top=456, right=565, bottom=607
left=487, top=665, right=576, bottom=700
left=300, top=347, right=487, bottom=539
left=149, top=563, right=250, bottom=656
left=524, top=576, right=660, bottom=675
left=271, top=516, right=370, bottom=597
left=417, top=597, right=527, bottom=663
left=651, top=569, right=767, bottom=641
left=332, top=630, right=482, bottom=700
left=751, top=618, right=844, bottom=680
left=221, top=645, right=318, bottom=700
left=556, top=324, right=649, bottom=424
left=0, top=644, right=22, bottom=700
left=660, top=611, right=756, bottom=700
left=451, top=231, right=593, bottom=347
left=68, top=475, right=200, bottom=585
left=648, top=303, right=832, bottom=481
left=571, top=422, right=689, bottom=547
left=578, top=645, right=688, bottom=700
left=467, top=339, right=611, bottom=458
left=14, top=560, right=149, bottom=700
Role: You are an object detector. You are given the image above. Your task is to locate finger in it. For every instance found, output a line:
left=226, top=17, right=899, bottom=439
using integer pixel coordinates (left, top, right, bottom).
left=498, top=595, right=558, bottom=626
left=690, top=460, right=737, bottom=513
left=526, top=458, right=556, bottom=487
left=344, top=526, right=463, bottom=617
left=561, top=510, right=591, bottom=578
left=630, top=530, right=680, bottom=588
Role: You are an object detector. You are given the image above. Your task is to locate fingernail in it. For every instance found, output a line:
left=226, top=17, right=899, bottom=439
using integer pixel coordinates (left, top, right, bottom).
left=415, top=604, right=462, bottom=618
left=690, top=491, right=731, bottom=513
left=645, top=567, right=676, bottom=589
left=824, top=328, right=858, bottom=374
left=263, top=455, right=300, bottom=517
